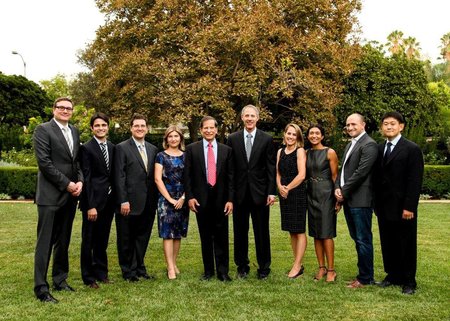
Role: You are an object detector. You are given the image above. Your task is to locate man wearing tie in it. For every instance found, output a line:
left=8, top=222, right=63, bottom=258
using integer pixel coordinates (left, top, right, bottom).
left=335, top=113, right=378, bottom=288
left=226, top=105, right=276, bottom=280
left=114, top=113, right=158, bottom=282
left=374, top=112, right=423, bottom=295
left=33, top=97, right=83, bottom=303
left=184, top=116, right=234, bottom=281
left=79, top=112, right=115, bottom=289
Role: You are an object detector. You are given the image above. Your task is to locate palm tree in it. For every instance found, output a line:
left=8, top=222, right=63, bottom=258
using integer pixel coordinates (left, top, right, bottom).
left=403, top=37, right=421, bottom=59
left=386, top=30, right=404, bottom=55
left=440, top=32, right=450, bottom=62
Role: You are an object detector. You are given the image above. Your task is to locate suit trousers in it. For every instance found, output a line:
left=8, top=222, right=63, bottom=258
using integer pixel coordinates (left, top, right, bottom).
left=378, top=216, right=417, bottom=288
left=115, top=205, right=155, bottom=279
left=80, top=200, right=115, bottom=284
left=34, top=200, right=77, bottom=295
left=195, top=186, right=229, bottom=276
left=233, top=188, right=271, bottom=275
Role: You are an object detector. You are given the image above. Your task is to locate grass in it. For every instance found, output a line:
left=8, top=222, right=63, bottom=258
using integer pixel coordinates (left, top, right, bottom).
left=0, top=202, right=449, bottom=321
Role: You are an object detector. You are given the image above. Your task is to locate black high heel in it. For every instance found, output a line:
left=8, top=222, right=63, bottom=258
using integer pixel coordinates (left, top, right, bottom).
left=289, top=265, right=304, bottom=279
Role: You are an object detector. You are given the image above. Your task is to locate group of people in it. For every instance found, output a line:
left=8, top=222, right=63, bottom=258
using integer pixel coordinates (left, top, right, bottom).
left=32, top=97, right=423, bottom=304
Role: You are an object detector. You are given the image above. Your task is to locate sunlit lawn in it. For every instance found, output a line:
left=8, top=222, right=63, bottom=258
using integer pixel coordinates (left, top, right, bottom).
left=0, top=202, right=448, bottom=321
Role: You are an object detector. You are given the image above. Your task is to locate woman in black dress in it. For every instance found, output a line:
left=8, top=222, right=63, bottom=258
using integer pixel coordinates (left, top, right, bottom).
left=306, top=125, right=339, bottom=282
left=276, top=123, right=307, bottom=279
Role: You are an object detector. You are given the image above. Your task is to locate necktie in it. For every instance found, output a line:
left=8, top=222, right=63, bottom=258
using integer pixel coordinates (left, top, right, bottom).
left=100, top=142, right=109, bottom=171
left=245, top=134, right=253, bottom=161
left=207, top=143, right=216, bottom=186
left=62, top=127, right=73, bottom=156
left=139, top=144, right=148, bottom=172
left=383, top=142, right=393, bottom=164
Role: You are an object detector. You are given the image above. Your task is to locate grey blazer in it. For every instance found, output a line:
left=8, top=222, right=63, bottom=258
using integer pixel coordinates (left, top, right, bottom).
left=33, top=119, right=83, bottom=206
left=335, top=132, right=378, bottom=207
left=113, top=138, right=158, bottom=215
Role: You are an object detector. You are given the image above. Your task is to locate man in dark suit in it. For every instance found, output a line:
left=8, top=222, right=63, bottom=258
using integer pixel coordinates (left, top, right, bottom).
left=374, top=111, right=423, bottom=295
left=226, top=105, right=276, bottom=279
left=184, top=116, right=234, bottom=281
left=79, top=112, right=115, bottom=289
left=114, top=113, right=158, bottom=282
left=335, top=113, right=378, bottom=288
left=33, top=97, right=83, bottom=303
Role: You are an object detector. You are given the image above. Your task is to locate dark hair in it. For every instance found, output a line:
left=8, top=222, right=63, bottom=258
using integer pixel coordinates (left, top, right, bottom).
left=130, top=113, right=147, bottom=127
left=163, top=125, right=185, bottom=150
left=90, top=112, right=110, bottom=127
left=306, top=124, right=325, bottom=138
left=53, top=97, right=73, bottom=107
left=381, top=111, right=405, bottom=124
left=199, top=116, right=218, bottom=128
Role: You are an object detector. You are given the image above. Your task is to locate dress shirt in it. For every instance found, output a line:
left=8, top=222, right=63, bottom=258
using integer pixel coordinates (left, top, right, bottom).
left=384, top=134, right=401, bottom=155
left=341, top=130, right=366, bottom=187
left=203, top=139, right=218, bottom=179
left=243, top=128, right=256, bottom=145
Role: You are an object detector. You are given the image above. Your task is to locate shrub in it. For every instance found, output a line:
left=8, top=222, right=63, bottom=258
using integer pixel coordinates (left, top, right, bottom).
left=0, top=167, right=37, bottom=199
left=422, top=165, right=450, bottom=198
left=0, top=148, right=37, bottom=167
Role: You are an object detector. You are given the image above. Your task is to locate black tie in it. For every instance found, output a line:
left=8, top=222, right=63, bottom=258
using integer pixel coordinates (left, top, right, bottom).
left=100, top=142, right=109, bottom=171
left=383, top=142, right=392, bottom=164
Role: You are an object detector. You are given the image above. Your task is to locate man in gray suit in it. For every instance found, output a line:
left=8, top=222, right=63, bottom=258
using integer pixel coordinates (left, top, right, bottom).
left=335, top=113, right=378, bottom=288
left=114, top=113, right=158, bottom=282
left=33, top=97, right=83, bottom=303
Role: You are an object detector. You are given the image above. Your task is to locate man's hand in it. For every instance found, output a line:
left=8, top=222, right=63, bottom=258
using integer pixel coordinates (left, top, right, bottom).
left=266, top=195, right=275, bottom=206
left=224, top=202, right=233, bottom=216
left=87, top=208, right=98, bottom=221
left=402, top=209, right=414, bottom=220
left=120, top=203, right=130, bottom=216
left=334, top=188, right=344, bottom=203
left=188, top=199, right=200, bottom=213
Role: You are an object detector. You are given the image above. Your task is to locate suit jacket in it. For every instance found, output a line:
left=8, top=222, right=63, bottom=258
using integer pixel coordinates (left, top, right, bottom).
left=184, top=140, right=234, bottom=208
left=374, top=136, right=424, bottom=221
left=226, top=129, right=276, bottom=205
left=113, top=138, right=158, bottom=215
left=33, top=119, right=83, bottom=206
left=335, top=132, right=378, bottom=207
left=79, top=138, right=115, bottom=212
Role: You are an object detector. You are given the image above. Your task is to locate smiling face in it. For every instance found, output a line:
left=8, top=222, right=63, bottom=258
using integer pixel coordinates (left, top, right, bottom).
left=284, top=125, right=298, bottom=147
left=241, top=106, right=259, bottom=132
left=307, top=127, right=324, bottom=147
left=130, top=119, right=148, bottom=141
left=345, top=114, right=365, bottom=138
left=381, top=117, right=404, bottom=140
left=53, top=99, right=73, bottom=125
left=91, top=118, right=109, bottom=141
left=200, top=119, right=218, bottom=142
left=166, top=130, right=181, bottom=149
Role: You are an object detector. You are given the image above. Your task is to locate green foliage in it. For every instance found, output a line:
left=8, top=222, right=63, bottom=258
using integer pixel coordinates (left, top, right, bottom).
left=39, top=73, right=71, bottom=102
left=0, top=124, right=25, bottom=154
left=422, top=165, right=450, bottom=198
left=0, top=148, right=36, bottom=167
left=0, top=166, right=37, bottom=199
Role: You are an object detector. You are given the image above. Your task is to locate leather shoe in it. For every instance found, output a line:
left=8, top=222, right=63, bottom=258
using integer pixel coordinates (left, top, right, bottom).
left=377, top=279, right=394, bottom=288
left=257, top=272, right=270, bottom=280
left=98, top=278, right=112, bottom=284
left=88, top=282, right=99, bottom=289
left=37, top=292, right=58, bottom=303
left=200, top=274, right=213, bottom=281
left=138, top=273, right=154, bottom=280
left=53, top=283, right=75, bottom=292
left=346, top=279, right=365, bottom=288
left=125, top=276, right=139, bottom=282
left=402, top=285, right=415, bottom=295
left=288, top=265, right=304, bottom=279
left=218, top=274, right=232, bottom=282
left=237, top=271, right=248, bottom=279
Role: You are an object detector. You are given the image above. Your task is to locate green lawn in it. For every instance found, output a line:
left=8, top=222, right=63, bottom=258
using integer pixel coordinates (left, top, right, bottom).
left=0, top=203, right=448, bottom=321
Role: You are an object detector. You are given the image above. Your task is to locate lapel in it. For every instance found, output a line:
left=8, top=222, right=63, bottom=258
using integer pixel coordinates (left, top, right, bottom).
left=129, top=139, right=147, bottom=173
left=197, top=141, right=207, bottom=177
left=92, top=138, right=109, bottom=171
left=235, top=130, right=248, bottom=164
left=344, top=133, right=366, bottom=164
left=384, top=136, right=405, bottom=166
left=51, top=119, right=72, bottom=158
left=216, top=143, right=225, bottom=177
left=249, top=129, right=262, bottom=164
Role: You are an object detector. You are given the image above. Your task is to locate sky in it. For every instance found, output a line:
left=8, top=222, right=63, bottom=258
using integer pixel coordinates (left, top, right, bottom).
left=1, top=0, right=449, bottom=84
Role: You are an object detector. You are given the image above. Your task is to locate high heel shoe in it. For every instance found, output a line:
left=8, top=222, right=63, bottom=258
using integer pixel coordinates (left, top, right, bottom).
left=167, top=269, right=177, bottom=280
left=314, top=266, right=328, bottom=281
left=326, top=269, right=337, bottom=282
left=288, top=265, right=304, bottom=279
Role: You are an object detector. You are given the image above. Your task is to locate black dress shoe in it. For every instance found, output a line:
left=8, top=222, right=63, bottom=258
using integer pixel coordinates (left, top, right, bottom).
left=288, top=265, right=305, bottom=279
left=53, top=283, right=75, bottom=292
left=138, top=273, right=154, bottom=280
left=200, top=274, right=213, bottom=281
left=237, top=271, right=248, bottom=279
left=98, top=278, right=112, bottom=284
left=402, top=285, right=416, bottom=295
left=88, top=282, right=99, bottom=289
left=218, top=274, right=232, bottom=282
left=257, top=272, right=270, bottom=280
left=37, top=292, right=58, bottom=303
left=376, top=279, right=394, bottom=288
left=125, top=276, right=139, bottom=282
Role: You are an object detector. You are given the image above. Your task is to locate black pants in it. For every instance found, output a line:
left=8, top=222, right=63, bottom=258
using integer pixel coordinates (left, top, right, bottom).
left=80, top=199, right=115, bottom=284
left=196, top=187, right=229, bottom=276
left=115, top=205, right=155, bottom=279
left=233, top=189, right=271, bottom=275
left=34, top=200, right=77, bottom=296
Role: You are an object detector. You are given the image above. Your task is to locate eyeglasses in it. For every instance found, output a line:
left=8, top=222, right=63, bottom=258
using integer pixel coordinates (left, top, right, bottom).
left=55, top=106, right=74, bottom=112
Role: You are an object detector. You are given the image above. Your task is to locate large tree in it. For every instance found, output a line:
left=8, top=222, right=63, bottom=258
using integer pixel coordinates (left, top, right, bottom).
left=81, top=0, right=361, bottom=139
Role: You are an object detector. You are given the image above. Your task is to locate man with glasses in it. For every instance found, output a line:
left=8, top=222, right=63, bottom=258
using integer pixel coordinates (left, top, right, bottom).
left=33, top=97, right=83, bottom=303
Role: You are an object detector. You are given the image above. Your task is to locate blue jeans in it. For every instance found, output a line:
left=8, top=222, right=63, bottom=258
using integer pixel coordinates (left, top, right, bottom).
left=343, top=205, right=374, bottom=284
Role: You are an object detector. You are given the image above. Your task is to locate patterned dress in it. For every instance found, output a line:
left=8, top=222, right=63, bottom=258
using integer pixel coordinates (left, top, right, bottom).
left=278, top=148, right=307, bottom=233
left=156, top=151, right=189, bottom=239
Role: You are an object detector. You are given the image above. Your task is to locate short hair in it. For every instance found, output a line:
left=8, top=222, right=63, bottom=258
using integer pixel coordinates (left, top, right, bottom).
left=306, top=124, right=325, bottom=138
left=283, top=123, right=304, bottom=148
left=381, top=111, right=405, bottom=124
left=162, top=125, right=185, bottom=151
left=199, top=116, right=218, bottom=128
left=241, top=104, right=260, bottom=118
left=130, top=113, right=147, bottom=127
left=53, top=97, right=73, bottom=108
left=90, top=112, right=110, bottom=127
left=348, top=113, right=365, bottom=123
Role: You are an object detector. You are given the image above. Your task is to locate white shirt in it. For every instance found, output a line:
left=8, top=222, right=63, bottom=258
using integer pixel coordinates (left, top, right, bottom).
left=384, top=134, right=401, bottom=155
left=243, top=128, right=256, bottom=145
left=341, top=131, right=366, bottom=186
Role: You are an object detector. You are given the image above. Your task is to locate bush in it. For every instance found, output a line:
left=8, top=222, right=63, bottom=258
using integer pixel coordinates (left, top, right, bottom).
left=0, top=167, right=37, bottom=199
left=0, top=148, right=37, bottom=167
left=422, top=165, right=450, bottom=198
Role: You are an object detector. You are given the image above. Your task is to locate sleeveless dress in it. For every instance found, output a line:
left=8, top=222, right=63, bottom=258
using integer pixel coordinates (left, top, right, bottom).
left=156, top=151, right=189, bottom=239
left=278, top=148, right=307, bottom=233
left=306, top=148, right=336, bottom=239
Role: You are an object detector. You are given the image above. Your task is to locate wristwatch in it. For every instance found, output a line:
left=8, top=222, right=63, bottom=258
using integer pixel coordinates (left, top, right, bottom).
left=181, top=195, right=185, bottom=200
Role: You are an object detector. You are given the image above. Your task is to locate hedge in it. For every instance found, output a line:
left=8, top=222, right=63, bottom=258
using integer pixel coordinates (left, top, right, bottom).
left=0, top=165, right=449, bottom=200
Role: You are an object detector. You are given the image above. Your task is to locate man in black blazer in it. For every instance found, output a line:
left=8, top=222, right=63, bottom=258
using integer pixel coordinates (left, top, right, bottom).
left=184, top=116, right=234, bottom=281
left=79, top=112, right=115, bottom=289
left=335, top=113, right=378, bottom=288
left=226, top=105, right=276, bottom=279
left=114, top=113, right=158, bottom=282
left=374, top=112, right=423, bottom=295
left=33, top=97, right=83, bottom=303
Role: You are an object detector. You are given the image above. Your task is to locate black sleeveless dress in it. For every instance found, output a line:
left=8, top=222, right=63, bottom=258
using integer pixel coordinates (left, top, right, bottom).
left=306, top=148, right=336, bottom=238
left=278, top=148, right=307, bottom=233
